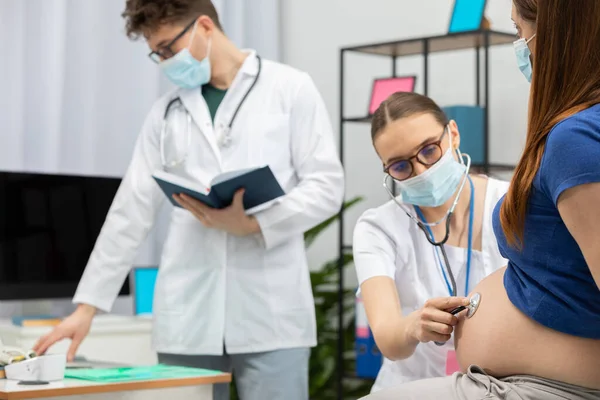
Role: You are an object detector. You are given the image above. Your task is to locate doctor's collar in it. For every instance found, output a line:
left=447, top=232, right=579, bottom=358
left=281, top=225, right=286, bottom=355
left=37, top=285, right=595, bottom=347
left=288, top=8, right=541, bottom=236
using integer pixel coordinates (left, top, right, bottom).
left=238, top=50, right=260, bottom=77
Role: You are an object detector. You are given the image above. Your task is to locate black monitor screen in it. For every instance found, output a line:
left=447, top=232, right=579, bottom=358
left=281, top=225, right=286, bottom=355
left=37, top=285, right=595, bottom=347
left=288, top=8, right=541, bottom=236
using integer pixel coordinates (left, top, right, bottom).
left=0, top=171, right=130, bottom=300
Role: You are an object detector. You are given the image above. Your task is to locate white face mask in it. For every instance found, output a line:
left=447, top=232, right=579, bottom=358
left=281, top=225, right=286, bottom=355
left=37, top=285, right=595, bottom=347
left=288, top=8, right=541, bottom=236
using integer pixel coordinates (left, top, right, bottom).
left=513, top=33, right=536, bottom=82
left=394, top=130, right=468, bottom=208
left=159, top=20, right=212, bottom=89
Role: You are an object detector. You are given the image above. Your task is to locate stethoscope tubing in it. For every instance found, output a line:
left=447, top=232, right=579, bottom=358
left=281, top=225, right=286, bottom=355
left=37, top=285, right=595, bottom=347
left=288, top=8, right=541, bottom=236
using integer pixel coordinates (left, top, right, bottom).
left=383, top=151, right=473, bottom=347
left=159, top=55, right=263, bottom=169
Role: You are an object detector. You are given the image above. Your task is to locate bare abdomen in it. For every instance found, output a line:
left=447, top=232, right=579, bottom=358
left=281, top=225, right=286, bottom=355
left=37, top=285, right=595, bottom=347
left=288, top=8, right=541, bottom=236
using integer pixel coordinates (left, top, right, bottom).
left=454, top=267, right=600, bottom=390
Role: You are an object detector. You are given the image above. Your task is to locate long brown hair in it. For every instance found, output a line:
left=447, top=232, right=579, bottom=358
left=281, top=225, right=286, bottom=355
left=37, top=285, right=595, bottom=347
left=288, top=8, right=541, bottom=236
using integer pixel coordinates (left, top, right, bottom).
left=500, top=0, right=600, bottom=248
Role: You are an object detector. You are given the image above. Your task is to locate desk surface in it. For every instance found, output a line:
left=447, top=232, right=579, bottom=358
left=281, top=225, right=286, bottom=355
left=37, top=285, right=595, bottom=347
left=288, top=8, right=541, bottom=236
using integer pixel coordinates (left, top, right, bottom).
left=0, top=373, right=231, bottom=399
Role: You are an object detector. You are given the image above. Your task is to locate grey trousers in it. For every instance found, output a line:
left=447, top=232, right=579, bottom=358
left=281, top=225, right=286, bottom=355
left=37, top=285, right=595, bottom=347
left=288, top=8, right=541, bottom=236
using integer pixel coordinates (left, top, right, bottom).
left=360, top=365, right=600, bottom=400
left=158, top=347, right=310, bottom=400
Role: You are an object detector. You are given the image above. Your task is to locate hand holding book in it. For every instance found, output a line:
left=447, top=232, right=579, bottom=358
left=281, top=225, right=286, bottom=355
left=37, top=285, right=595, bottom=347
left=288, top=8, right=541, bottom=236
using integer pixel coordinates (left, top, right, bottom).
left=173, top=188, right=261, bottom=236
left=152, top=166, right=284, bottom=235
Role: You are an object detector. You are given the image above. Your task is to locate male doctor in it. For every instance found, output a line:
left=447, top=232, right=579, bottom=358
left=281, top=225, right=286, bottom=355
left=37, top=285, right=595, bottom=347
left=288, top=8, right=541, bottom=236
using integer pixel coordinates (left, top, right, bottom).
left=33, top=0, right=344, bottom=399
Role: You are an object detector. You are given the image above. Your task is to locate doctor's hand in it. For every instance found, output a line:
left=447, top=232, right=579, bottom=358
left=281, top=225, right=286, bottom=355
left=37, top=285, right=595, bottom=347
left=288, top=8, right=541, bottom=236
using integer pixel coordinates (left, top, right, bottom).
left=174, top=189, right=261, bottom=236
left=32, top=304, right=95, bottom=362
left=407, top=297, right=470, bottom=344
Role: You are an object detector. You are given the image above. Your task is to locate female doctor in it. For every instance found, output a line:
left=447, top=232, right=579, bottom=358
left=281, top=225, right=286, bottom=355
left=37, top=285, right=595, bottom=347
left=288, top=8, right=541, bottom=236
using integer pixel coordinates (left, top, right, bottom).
left=32, top=1, right=344, bottom=399
left=353, top=91, right=508, bottom=393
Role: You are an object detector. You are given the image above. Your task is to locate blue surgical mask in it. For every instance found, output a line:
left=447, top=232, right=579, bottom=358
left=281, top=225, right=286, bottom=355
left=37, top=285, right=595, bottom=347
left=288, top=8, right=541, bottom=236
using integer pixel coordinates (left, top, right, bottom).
left=513, top=34, right=535, bottom=82
left=160, top=21, right=212, bottom=89
left=395, top=134, right=467, bottom=208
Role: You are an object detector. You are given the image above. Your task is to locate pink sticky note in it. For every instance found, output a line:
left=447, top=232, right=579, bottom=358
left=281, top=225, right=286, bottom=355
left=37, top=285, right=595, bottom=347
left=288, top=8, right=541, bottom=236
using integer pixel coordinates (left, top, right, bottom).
left=445, top=350, right=460, bottom=375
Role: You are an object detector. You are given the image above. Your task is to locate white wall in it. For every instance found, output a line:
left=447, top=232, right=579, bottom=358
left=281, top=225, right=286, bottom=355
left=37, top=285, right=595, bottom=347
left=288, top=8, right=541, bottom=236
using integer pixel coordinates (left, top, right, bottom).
left=282, top=0, right=529, bottom=281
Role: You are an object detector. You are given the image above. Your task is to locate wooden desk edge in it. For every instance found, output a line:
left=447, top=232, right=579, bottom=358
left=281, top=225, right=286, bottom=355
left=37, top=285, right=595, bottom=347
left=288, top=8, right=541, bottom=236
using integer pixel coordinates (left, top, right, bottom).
left=0, top=373, right=232, bottom=399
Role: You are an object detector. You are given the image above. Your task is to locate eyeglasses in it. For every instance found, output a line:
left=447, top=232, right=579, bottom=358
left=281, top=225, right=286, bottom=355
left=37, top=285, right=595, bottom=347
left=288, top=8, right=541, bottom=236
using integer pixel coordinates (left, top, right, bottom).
left=383, top=128, right=448, bottom=181
left=148, top=18, right=197, bottom=64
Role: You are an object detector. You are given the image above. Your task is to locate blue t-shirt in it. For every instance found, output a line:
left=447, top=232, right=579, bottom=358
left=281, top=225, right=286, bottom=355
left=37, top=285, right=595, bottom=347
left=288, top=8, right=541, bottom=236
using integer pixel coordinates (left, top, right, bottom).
left=493, top=103, right=600, bottom=339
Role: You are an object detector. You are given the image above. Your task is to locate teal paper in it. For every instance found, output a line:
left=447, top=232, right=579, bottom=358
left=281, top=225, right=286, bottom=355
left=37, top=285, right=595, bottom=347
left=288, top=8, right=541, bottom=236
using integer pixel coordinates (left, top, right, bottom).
left=65, top=364, right=222, bottom=383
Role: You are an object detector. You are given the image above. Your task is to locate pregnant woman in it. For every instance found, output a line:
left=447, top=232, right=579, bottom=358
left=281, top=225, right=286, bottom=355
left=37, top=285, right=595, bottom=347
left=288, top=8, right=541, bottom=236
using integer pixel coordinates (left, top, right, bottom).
left=361, top=0, right=600, bottom=399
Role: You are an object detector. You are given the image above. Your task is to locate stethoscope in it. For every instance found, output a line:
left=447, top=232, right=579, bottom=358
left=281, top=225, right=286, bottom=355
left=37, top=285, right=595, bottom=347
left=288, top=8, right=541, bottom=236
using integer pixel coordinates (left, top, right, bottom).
left=383, top=149, right=482, bottom=345
left=159, top=55, right=263, bottom=170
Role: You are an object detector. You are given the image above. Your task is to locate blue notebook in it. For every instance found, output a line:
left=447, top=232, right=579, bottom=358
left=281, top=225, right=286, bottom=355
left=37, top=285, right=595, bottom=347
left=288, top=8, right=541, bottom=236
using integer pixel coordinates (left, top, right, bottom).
left=152, top=166, right=285, bottom=213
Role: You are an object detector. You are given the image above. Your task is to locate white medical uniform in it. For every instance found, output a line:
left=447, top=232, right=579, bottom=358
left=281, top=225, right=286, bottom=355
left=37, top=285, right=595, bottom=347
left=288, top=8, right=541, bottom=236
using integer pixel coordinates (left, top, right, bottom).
left=353, top=177, right=508, bottom=393
left=72, top=51, right=345, bottom=356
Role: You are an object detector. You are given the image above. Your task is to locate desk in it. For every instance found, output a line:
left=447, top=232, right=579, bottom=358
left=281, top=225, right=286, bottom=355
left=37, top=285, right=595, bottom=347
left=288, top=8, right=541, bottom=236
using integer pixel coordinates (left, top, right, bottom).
left=0, top=373, right=231, bottom=399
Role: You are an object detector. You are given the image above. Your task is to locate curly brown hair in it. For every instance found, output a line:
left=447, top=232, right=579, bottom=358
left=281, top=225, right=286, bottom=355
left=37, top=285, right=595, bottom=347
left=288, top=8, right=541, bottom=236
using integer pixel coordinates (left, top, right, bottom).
left=122, top=0, right=222, bottom=39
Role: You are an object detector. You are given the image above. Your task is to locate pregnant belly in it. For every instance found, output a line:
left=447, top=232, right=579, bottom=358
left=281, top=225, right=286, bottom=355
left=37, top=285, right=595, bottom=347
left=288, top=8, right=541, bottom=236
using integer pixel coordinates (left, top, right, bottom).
left=454, top=267, right=600, bottom=390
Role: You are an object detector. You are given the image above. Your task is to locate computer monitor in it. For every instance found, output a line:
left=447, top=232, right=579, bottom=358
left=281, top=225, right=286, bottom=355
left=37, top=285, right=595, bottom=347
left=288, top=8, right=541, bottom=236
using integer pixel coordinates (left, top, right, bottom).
left=448, top=0, right=488, bottom=33
left=368, top=76, right=417, bottom=116
left=0, top=170, right=130, bottom=300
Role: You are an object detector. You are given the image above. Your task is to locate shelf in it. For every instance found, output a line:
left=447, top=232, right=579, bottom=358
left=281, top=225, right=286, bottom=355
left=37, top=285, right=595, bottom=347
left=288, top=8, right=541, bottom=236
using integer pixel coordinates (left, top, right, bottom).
left=343, top=116, right=372, bottom=123
left=475, top=163, right=515, bottom=171
left=342, top=30, right=516, bottom=57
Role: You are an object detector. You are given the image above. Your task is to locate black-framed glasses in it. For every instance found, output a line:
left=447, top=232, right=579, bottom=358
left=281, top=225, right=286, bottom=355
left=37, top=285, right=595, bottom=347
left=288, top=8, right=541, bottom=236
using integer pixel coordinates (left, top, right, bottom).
left=148, top=18, right=197, bottom=63
left=383, top=128, right=449, bottom=181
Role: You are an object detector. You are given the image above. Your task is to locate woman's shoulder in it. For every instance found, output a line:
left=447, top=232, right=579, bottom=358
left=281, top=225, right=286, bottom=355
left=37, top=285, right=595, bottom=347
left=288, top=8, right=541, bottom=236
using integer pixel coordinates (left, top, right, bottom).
left=355, top=198, right=411, bottom=234
left=539, top=103, right=600, bottom=200
left=353, top=199, right=413, bottom=251
left=547, top=103, right=600, bottom=147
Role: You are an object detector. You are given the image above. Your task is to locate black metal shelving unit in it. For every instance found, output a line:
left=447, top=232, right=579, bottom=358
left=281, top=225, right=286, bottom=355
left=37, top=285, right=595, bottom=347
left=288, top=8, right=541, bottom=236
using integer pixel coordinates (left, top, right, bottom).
left=336, top=29, right=517, bottom=399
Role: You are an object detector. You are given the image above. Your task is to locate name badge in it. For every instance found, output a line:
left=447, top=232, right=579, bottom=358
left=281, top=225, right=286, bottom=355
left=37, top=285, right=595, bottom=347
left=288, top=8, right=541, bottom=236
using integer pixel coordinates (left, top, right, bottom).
left=445, top=350, right=460, bottom=375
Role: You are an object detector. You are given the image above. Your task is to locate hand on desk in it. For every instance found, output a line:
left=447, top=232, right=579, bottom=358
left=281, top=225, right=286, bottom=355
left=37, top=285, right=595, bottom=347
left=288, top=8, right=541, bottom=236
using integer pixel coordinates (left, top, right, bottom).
left=173, top=189, right=261, bottom=236
left=33, top=304, right=95, bottom=362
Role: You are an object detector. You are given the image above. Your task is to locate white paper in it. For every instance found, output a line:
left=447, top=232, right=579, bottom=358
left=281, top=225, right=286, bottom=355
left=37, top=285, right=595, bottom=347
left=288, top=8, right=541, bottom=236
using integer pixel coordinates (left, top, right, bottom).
left=152, top=169, right=209, bottom=194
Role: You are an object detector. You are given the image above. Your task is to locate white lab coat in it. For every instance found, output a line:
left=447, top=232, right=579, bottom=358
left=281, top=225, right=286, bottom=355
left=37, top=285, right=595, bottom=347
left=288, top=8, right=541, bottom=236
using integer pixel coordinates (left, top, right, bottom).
left=73, top=51, right=345, bottom=355
left=353, top=177, right=508, bottom=392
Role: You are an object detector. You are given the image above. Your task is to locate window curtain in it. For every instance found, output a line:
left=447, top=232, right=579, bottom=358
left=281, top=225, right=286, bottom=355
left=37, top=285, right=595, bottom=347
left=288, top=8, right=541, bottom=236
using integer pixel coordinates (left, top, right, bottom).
left=0, top=0, right=281, bottom=317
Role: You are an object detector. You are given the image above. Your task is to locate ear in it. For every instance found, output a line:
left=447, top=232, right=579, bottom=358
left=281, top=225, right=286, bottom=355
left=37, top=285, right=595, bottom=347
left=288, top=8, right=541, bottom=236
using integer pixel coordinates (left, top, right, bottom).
left=197, top=15, right=216, bottom=36
left=448, top=120, right=461, bottom=150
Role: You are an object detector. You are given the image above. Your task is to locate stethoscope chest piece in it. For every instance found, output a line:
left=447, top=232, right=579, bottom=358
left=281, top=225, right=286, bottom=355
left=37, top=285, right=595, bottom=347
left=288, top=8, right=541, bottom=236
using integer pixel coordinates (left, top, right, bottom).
left=466, top=292, right=481, bottom=319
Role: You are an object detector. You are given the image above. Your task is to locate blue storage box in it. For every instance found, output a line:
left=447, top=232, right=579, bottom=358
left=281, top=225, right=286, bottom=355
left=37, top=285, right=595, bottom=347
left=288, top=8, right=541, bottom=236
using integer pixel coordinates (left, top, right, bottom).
left=355, top=294, right=382, bottom=379
left=442, top=105, right=485, bottom=165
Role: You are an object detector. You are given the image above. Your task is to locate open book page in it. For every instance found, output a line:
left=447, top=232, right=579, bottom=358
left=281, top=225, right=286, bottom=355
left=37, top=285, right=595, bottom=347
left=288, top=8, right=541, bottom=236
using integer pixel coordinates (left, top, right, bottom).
left=152, top=170, right=210, bottom=194
left=210, top=167, right=261, bottom=186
